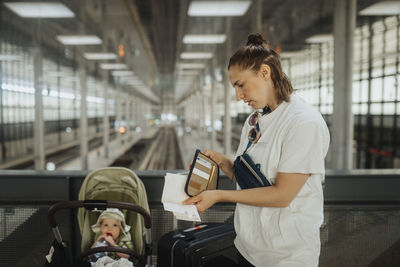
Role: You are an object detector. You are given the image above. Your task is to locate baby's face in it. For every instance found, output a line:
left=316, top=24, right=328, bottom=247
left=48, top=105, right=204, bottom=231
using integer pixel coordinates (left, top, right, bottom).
left=100, top=218, right=121, bottom=240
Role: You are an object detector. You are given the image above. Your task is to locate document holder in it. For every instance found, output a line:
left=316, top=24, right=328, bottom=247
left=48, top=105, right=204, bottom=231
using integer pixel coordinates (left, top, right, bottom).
left=185, top=149, right=219, bottom=197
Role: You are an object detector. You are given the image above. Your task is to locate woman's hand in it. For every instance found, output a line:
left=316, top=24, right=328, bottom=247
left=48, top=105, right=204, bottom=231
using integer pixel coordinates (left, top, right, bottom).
left=182, top=190, right=220, bottom=213
left=202, top=150, right=234, bottom=179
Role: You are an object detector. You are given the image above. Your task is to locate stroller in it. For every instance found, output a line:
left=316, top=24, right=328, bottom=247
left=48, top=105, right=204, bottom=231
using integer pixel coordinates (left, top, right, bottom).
left=45, top=167, right=153, bottom=267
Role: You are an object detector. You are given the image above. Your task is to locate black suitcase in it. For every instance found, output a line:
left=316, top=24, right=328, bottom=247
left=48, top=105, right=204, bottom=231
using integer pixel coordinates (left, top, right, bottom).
left=157, top=223, right=238, bottom=267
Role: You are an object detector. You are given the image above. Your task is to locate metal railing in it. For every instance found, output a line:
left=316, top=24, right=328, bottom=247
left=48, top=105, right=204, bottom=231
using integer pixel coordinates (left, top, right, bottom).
left=0, top=169, right=400, bottom=266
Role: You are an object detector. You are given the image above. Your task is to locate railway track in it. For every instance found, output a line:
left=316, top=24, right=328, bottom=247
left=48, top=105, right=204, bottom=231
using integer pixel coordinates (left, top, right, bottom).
left=13, top=127, right=184, bottom=171
left=138, top=127, right=184, bottom=170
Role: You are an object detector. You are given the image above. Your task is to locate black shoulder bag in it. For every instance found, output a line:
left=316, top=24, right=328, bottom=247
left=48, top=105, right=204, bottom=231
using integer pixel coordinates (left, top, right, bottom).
left=233, top=141, right=271, bottom=189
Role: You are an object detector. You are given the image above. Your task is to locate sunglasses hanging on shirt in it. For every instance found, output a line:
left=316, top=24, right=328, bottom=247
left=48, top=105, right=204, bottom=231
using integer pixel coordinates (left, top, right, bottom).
left=234, top=105, right=273, bottom=189
left=247, top=106, right=271, bottom=145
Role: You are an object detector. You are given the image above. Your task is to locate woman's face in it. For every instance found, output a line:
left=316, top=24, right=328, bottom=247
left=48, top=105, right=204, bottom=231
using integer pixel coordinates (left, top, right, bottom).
left=229, top=64, right=276, bottom=109
left=100, top=218, right=121, bottom=240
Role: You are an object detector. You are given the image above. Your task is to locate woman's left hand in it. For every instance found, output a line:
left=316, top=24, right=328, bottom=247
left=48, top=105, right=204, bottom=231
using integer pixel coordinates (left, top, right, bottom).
left=182, top=190, right=220, bottom=213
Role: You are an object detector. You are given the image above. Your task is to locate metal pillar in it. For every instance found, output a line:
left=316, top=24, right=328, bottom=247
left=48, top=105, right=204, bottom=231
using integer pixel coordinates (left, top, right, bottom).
left=100, top=3, right=110, bottom=159
left=210, top=61, right=217, bottom=151
left=201, top=84, right=207, bottom=149
left=253, top=0, right=263, bottom=33
left=57, top=63, right=62, bottom=145
left=224, top=18, right=232, bottom=156
left=126, top=95, right=130, bottom=140
left=130, top=96, right=134, bottom=139
left=102, top=71, right=109, bottom=158
left=116, top=86, right=122, bottom=144
left=32, top=47, right=45, bottom=170
left=73, top=76, right=78, bottom=140
left=392, top=16, right=400, bottom=167
left=331, top=0, right=356, bottom=170
left=0, top=42, right=4, bottom=162
left=133, top=98, right=137, bottom=130
left=138, top=100, right=142, bottom=131
left=79, top=60, right=88, bottom=170
left=366, top=20, right=374, bottom=168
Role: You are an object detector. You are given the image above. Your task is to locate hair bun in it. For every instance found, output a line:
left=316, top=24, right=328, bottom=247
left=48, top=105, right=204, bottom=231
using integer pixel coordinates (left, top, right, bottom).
left=246, top=33, right=265, bottom=46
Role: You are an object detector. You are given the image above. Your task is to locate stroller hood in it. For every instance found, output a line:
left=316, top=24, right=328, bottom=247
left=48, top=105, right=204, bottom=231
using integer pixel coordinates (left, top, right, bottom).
left=78, top=167, right=150, bottom=255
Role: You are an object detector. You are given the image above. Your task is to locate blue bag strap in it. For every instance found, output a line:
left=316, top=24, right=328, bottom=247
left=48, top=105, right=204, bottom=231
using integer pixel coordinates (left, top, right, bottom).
left=244, top=140, right=252, bottom=153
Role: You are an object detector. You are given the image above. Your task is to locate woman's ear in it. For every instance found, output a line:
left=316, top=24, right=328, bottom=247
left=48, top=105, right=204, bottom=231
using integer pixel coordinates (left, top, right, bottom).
left=260, top=64, right=271, bottom=80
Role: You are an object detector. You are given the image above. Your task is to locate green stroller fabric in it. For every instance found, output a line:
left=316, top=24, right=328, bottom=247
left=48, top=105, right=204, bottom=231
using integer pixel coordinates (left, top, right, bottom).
left=78, top=167, right=150, bottom=257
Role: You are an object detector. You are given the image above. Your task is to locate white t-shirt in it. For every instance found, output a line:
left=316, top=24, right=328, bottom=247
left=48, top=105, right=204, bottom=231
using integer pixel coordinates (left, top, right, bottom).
left=234, top=94, right=330, bottom=267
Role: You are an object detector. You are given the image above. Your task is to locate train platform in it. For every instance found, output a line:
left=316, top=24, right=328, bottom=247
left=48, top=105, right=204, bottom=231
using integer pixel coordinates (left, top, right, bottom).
left=59, top=127, right=159, bottom=171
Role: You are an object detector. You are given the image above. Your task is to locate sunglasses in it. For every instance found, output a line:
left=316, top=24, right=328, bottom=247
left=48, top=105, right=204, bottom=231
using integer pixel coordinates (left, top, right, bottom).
left=248, top=111, right=261, bottom=143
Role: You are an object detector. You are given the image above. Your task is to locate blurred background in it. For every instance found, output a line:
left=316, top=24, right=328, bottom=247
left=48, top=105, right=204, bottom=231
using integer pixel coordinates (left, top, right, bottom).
left=1, top=1, right=400, bottom=266
left=0, top=0, right=399, bottom=170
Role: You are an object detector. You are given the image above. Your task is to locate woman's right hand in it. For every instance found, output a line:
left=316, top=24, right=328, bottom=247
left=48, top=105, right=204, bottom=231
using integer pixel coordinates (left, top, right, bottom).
left=183, top=190, right=220, bottom=213
left=202, top=150, right=234, bottom=179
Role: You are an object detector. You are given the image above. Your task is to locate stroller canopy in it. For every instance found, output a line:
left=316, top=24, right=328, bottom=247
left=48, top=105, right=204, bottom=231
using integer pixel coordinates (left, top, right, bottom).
left=78, top=167, right=150, bottom=255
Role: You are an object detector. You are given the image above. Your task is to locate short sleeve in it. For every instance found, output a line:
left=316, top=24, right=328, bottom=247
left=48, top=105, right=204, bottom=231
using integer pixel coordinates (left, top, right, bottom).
left=277, top=120, right=329, bottom=174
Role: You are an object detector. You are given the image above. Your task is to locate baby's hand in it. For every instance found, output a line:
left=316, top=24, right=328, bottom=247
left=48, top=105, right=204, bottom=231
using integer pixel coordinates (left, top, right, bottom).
left=97, top=234, right=117, bottom=246
left=104, top=235, right=117, bottom=246
left=96, top=233, right=107, bottom=241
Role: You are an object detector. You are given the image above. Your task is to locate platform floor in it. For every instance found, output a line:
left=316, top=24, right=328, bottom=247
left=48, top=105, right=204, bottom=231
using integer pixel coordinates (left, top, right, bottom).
left=59, top=126, right=234, bottom=171
left=59, top=127, right=159, bottom=170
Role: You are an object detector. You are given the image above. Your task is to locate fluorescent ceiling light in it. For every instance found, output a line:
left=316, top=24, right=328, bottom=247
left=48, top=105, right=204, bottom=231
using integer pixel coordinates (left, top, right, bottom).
left=176, top=79, right=194, bottom=83
left=125, top=79, right=143, bottom=85
left=126, top=81, right=143, bottom=86
left=183, top=34, right=226, bottom=44
left=100, top=63, right=127, bottom=70
left=359, top=1, right=400, bottom=16
left=176, top=80, right=194, bottom=85
left=305, top=34, right=333, bottom=43
left=47, top=71, right=68, bottom=77
left=111, top=70, right=134, bottom=76
left=0, top=54, right=21, bottom=61
left=84, top=53, right=117, bottom=60
left=63, top=76, right=79, bottom=82
left=124, top=78, right=142, bottom=82
left=178, top=63, right=206, bottom=69
left=56, top=35, right=102, bottom=45
left=4, top=2, right=75, bottom=18
left=124, top=76, right=141, bottom=81
left=178, top=70, right=201, bottom=75
left=176, top=82, right=193, bottom=85
left=181, top=52, right=213, bottom=59
left=188, top=1, right=251, bottom=16
left=280, top=51, right=304, bottom=59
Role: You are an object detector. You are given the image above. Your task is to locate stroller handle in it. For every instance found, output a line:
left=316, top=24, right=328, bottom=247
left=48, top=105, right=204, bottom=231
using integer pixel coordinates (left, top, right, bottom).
left=81, top=246, right=144, bottom=262
left=48, top=200, right=152, bottom=228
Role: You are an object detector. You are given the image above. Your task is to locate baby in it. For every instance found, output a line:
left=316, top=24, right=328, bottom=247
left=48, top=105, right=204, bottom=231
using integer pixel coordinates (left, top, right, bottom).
left=90, top=208, right=134, bottom=261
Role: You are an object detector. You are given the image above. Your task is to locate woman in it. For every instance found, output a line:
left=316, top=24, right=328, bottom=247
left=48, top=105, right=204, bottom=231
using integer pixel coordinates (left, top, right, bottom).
left=183, top=34, right=330, bottom=267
